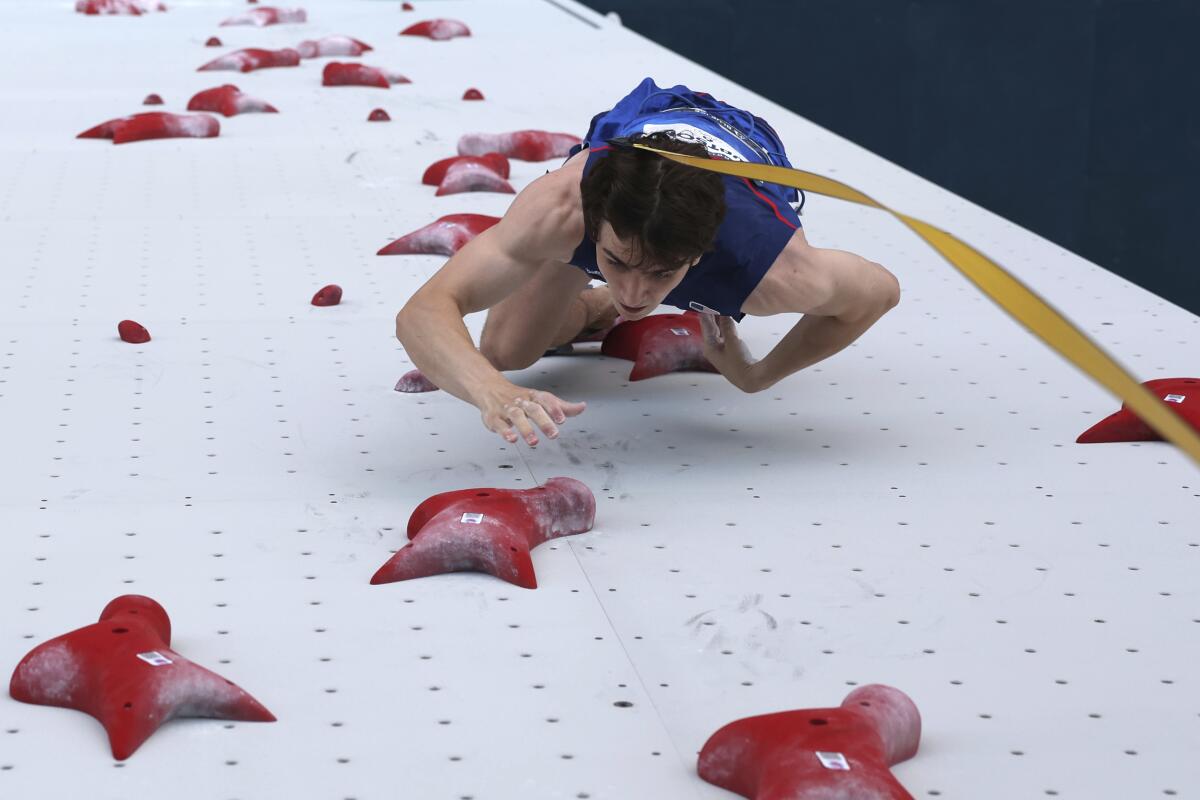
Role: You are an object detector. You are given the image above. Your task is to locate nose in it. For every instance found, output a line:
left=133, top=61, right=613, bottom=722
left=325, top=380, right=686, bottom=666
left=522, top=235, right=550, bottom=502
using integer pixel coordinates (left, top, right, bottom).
left=617, top=274, right=651, bottom=308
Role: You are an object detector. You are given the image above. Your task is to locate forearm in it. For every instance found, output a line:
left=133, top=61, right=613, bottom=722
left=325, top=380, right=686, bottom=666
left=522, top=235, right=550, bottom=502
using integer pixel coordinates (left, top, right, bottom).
left=751, top=305, right=892, bottom=391
left=396, top=301, right=512, bottom=408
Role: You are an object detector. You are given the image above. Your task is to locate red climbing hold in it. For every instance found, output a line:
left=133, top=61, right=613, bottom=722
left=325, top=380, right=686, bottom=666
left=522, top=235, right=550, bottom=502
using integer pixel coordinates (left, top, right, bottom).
left=698, top=684, right=921, bottom=800
left=1077, top=377, right=1200, bottom=445
left=370, top=477, right=595, bottom=589
left=205, top=36, right=222, bottom=46
left=395, top=368, right=438, bottom=393
left=76, top=0, right=165, bottom=15
left=377, top=213, right=500, bottom=256
left=458, top=130, right=582, bottom=162
left=400, top=19, right=470, bottom=40
left=435, top=159, right=515, bottom=196
left=312, top=284, right=342, bottom=306
left=296, top=35, right=373, bottom=58
left=601, top=311, right=717, bottom=381
left=8, top=595, right=276, bottom=761
left=187, top=84, right=277, bottom=117
left=401, top=1, right=413, bottom=9
left=322, top=62, right=410, bottom=88
left=142, top=93, right=163, bottom=106
left=117, top=320, right=151, bottom=344
left=462, top=87, right=484, bottom=101
left=422, top=154, right=510, bottom=185
left=219, top=6, right=306, bottom=26
left=198, top=47, right=300, bottom=73
left=78, top=113, right=219, bottom=145
left=368, top=108, right=391, bottom=122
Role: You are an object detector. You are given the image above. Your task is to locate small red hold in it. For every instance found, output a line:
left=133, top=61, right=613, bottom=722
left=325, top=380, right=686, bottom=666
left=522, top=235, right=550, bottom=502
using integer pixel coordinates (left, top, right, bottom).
left=1077, top=377, right=1200, bottom=445
left=395, top=368, right=438, bottom=393
left=371, top=477, right=596, bottom=589
left=422, top=153, right=510, bottom=185
left=78, top=113, right=220, bottom=145
left=458, top=130, right=583, bottom=162
left=401, top=1, right=413, bottom=9
left=368, top=108, right=391, bottom=122
left=205, top=36, right=222, bottom=47
left=601, top=311, right=718, bottom=381
left=377, top=213, right=500, bottom=256
left=219, top=5, right=306, bottom=26
left=188, top=84, right=278, bottom=117
left=117, top=320, right=151, bottom=344
left=142, top=93, right=164, bottom=106
left=296, top=35, right=373, bottom=59
left=435, top=160, right=514, bottom=196
left=698, top=685, right=921, bottom=799
left=8, top=595, right=276, bottom=760
left=400, top=18, right=470, bottom=40
left=311, top=284, right=342, bottom=306
left=322, top=62, right=410, bottom=88
left=198, top=47, right=301, bottom=73
left=462, top=87, right=484, bottom=101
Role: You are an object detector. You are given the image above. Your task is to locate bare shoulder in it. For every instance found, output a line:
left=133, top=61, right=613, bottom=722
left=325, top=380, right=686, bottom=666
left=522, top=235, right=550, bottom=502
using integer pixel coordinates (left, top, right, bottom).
left=491, top=152, right=587, bottom=264
left=742, top=228, right=901, bottom=319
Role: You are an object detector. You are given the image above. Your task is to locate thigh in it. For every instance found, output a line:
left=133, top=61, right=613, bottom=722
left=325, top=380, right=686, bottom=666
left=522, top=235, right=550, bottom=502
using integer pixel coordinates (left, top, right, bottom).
left=480, top=261, right=593, bottom=365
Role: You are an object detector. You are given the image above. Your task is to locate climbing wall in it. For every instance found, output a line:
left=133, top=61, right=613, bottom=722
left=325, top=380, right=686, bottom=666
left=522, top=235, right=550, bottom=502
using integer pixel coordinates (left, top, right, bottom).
left=2, top=0, right=1198, bottom=798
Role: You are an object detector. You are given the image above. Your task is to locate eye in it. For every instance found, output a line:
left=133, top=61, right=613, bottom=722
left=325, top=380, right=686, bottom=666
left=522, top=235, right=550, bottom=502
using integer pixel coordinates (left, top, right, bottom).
left=653, top=271, right=674, bottom=280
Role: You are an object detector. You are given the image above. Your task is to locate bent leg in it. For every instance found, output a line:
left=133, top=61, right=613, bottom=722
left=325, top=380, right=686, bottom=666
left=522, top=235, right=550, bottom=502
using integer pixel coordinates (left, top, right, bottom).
left=479, top=262, right=593, bottom=371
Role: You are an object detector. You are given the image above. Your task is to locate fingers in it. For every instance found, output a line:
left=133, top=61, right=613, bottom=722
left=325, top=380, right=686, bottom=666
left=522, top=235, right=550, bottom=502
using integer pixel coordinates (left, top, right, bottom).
left=506, top=404, right=540, bottom=447
left=699, top=312, right=723, bottom=346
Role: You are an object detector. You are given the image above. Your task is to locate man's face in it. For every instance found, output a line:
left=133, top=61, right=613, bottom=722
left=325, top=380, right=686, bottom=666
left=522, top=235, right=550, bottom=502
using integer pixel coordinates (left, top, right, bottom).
left=594, top=221, right=699, bottom=320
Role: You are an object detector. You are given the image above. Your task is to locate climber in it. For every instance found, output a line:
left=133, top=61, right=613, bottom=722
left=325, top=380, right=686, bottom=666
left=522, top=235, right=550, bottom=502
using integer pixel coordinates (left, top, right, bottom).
left=395, top=77, right=901, bottom=448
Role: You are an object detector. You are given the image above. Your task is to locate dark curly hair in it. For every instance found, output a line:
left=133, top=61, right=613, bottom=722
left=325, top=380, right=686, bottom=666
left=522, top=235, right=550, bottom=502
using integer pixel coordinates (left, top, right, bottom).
left=580, top=131, right=727, bottom=272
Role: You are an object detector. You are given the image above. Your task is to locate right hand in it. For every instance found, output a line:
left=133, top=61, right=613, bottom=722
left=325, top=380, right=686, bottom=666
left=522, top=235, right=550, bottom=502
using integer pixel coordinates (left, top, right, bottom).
left=479, top=384, right=587, bottom=447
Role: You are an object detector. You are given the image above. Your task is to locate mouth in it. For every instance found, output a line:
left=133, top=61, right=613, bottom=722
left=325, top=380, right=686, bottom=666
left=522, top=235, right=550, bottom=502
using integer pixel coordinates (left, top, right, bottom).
left=619, top=302, right=648, bottom=314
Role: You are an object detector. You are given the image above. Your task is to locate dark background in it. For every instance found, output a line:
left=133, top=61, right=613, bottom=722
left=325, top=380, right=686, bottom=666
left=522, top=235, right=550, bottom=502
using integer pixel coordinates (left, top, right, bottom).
left=576, top=0, right=1199, bottom=316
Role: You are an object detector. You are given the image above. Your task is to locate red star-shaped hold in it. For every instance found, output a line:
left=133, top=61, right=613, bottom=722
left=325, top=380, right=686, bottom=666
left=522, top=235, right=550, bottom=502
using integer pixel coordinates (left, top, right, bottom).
left=8, top=595, right=276, bottom=760
left=601, top=310, right=718, bottom=381
left=698, top=685, right=921, bottom=800
left=1077, top=376, right=1199, bottom=444
left=370, top=477, right=595, bottom=589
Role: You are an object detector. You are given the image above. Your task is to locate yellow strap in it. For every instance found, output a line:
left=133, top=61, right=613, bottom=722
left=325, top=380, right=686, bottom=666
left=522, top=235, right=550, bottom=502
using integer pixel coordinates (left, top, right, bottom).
left=632, top=143, right=1200, bottom=470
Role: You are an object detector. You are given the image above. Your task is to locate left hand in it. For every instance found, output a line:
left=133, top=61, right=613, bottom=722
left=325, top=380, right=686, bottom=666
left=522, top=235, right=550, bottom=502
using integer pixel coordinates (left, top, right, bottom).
left=698, top=313, right=761, bottom=393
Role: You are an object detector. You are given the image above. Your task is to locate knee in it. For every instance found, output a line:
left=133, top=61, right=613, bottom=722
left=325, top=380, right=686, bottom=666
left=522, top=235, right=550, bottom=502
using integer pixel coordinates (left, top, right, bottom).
left=479, top=333, right=541, bottom=372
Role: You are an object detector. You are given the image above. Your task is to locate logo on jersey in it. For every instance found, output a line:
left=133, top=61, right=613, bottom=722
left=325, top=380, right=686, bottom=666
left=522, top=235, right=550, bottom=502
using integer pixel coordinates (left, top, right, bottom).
left=640, top=123, right=749, bottom=162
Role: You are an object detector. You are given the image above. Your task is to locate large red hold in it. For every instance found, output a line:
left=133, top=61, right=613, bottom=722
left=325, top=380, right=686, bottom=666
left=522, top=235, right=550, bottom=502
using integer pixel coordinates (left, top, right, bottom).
left=78, top=113, right=220, bottom=145
left=422, top=154, right=510, bottom=185
left=435, top=160, right=514, bottom=196
left=400, top=19, right=470, bottom=40
left=458, top=130, right=582, bottom=162
left=219, top=5, right=306, bottom=26
left=312, top=284, right=342, bottom=306
left=377, top=213, right=500, bottom=256
left=698, top=685, right=921, bottom=799
left=296, top=35, right=373, bottom=58
left=117, top=320, right=150, bottom=344
left=601, top=311, right=718, bottom=381
left=76, top=0, right=166, bottom=15
left=322, top=62, right=410, bottom=88
left=187, top=84, right=278, bottom=117
left=370, top=477, right=596, bottom=589
left=1077, top=377, right=1200, bottom=445
left=198, top=47, right=301, bottom=73
left=8, top=595, right=276, bottom=761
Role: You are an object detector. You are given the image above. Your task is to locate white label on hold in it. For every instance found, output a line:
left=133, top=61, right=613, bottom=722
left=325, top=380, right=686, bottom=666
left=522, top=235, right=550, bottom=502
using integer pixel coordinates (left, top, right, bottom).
left=137, top=651, right=173, bottom=667
left=1164, top=394, right=1185, bottom=403
left=670, top=328, right=691, bottom=336
left=815, top=751, right=850, bottom=771
left=461, top=513, right=484, bottom=524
